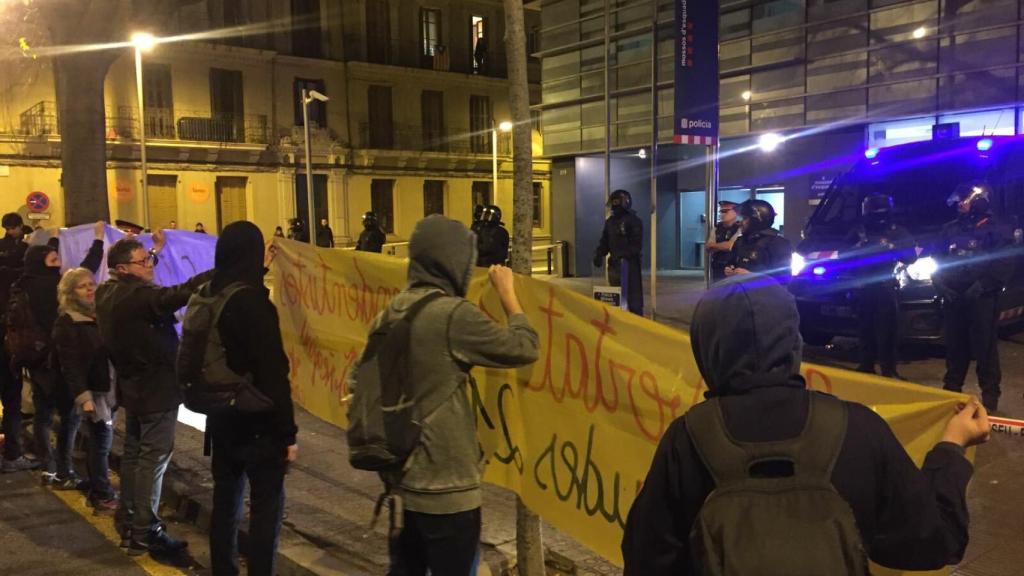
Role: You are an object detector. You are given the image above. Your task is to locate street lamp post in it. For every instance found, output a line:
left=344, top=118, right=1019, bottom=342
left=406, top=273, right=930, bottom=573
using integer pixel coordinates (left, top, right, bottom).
left=492, top=120, right=513, bottom=203
left=302, top=89, right=329, bottom=246
left=131, top=32, right=156, bottom=229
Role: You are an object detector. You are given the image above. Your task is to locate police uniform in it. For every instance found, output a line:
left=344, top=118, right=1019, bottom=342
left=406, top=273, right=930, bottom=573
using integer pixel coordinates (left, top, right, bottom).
left=594, top=203, right=644, bottom=315
left=933, top=213, right=1012, bottom=410
left=847, top=222, right=916, bottom=377
left=356, top=226, right=387, bottom=253
left=709, top=220, right=741, bottom=283
left=476, top=224, right=510, bottom=266
left=728, top=228, right=793, bottom=282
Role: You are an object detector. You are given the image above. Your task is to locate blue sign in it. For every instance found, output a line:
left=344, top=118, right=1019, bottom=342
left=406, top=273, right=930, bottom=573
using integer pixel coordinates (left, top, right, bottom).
left=673, top=0, right=719, bottom=146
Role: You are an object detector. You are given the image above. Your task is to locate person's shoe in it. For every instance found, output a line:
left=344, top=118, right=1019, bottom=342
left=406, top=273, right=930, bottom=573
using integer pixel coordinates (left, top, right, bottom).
left=982, top=398, right=999, bottom=414
left=127, top=525, right=188, bottom=557
left=52, top=473, right=88, bottom=491
left=89, top=497, right=119, bottom=516
left=1, top=456, right=41, bottom=473
left=117, top=525, right=132, bottom=548
left=40, top=471, right=58, bottom=485
left=881, top=370, right=907, bottom=381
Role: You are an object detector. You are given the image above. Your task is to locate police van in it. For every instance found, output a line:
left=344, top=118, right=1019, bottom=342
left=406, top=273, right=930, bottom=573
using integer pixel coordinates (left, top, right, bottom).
left=790, top=134, right=1024, bottom=345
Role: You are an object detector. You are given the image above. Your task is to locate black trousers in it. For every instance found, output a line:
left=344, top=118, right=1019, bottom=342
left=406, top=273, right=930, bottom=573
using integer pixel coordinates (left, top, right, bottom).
left=388, top=508, right=481, bottom=576
left=856, top=284, right=900, bottom=375
left=609, top=257, right=644, bottom=316
left=0, top=356, right=23, bottom=461
left=942, top=293, right=1001, bottom=408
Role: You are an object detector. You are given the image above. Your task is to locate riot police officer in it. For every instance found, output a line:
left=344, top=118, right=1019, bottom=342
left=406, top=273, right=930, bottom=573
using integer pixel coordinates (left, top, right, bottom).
left=356, top=211, right=387, bottom=253
left=594, top=189, right=644, bottom=316
left=476, top=205, right=510, bottom=266
left=287, top=218, right=308, bottom=243
left=471, top=204, right=485, bottom=236
left=706, top=201, right=741, bottom=283
left=933, top=183, right=1012, bottom=412
left=726, top=199, right=792, bottom=283
left=848, top=194, right=916, bottom=379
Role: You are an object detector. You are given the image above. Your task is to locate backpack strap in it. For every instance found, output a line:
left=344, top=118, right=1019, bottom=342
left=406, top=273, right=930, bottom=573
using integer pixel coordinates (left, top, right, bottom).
left=686, top=393, right=848, bottom=487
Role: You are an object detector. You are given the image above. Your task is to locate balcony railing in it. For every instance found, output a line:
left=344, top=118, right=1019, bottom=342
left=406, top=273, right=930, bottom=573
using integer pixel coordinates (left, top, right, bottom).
left=19, top=101, right=268, bottom=145
left=358, top=122, right=512, bottom=155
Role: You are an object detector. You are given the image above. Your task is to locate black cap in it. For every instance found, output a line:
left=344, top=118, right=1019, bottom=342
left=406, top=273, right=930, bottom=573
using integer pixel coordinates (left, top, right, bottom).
left=2, top=213, right=23, bottom=229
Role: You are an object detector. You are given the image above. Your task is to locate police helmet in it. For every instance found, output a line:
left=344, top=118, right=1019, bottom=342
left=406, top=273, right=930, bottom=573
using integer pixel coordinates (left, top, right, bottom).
left=473, top=204, right=485, bottom=223
left=739, top=199, right=776, bottom=231
left=482, top=205, right=502, bottom=224
left=362, top=211, right=378, bottom=227
left=947, top=183, right=992, bottom=216
left=608, top=189, right=632, bottom=210
left=861, top=194, right=894, bottom=217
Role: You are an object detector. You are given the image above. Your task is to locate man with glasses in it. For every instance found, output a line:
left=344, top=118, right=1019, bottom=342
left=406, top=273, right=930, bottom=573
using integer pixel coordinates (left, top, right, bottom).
left=96, top=231, right=213, bottom=557
left=706, top=201, right=741, bottom=283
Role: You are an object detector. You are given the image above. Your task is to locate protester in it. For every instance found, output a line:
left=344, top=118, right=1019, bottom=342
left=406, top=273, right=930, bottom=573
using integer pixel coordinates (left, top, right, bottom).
left=0, top=212, right=38, bottom=473
left=593, top=189, right=644, bottom=315
left=97, top=230, right=212, bottom=556
left=169, top=221, right=178, bottom=230
left=475, top=205, right=509, bottom=266
left=273, top=226, right=285, bottom=238
left=195, top=222, right=207, bottom=234
left=356, top=212, right=386, bottom=253
left=354, top=215, right=539, bottom=575
left=622, top=274, right=989, bottom=574
left=199, top=221, right=297, bottom=576
left=53, top=265, right=117, bottom=512
left=316, top=218, right=335, bottom=248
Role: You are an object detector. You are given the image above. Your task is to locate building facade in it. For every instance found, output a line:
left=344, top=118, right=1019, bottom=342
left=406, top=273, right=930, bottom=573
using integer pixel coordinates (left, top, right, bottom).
left=535, top=0, right=1024, bottom=274
left=0, top=0, right=550, bottom=247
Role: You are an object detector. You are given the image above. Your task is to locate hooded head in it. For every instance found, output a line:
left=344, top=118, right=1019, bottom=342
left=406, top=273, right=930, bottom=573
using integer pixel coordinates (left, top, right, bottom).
left=691, top=274, right=804, bottom=397
left=407, top=215, right=477, bottom=297
left=213, top=221, right=266, bottom=291
left=24, top=244, right=60, bottom=277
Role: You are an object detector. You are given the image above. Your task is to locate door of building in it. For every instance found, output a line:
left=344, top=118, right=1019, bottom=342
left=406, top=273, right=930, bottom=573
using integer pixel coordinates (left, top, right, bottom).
left=216, top=176, right=248, bottom=232
left=147, top=175, right=178, bottom=231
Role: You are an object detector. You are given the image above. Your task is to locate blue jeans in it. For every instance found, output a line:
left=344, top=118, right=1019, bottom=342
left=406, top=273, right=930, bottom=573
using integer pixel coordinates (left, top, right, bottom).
left=210, top=433, right=287, bottom=576
left=84, top=413, right=116, bottom=501
left=116, top=409, right=177, bottom=536
left=29, top=369, right=80, bottom=477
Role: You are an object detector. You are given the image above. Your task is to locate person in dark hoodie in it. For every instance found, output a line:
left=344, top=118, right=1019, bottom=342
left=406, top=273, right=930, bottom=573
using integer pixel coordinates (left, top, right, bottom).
left=621, top=274, right=990, bottom=575
left=352, top=215, right=539, bottom=576
left=204, top=221, right=297, bottom=576
left=97, top=229, right=212, bottom=556
left=17, top=222, right=105, bottom=487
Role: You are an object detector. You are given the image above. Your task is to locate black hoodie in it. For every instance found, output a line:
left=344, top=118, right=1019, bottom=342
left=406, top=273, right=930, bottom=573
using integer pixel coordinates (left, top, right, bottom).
left=622, top=275, right=973, bottom=574
left=208, top=221, right=297, bottom=447
left=20, top=238, right=103, bottom=337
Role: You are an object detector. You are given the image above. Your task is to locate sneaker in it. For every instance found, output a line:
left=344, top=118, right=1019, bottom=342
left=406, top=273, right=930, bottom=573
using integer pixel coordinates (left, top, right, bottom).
left=53, top=473, right=89, bottom=492
left=127, top=525, right=188, bottom=557
left=40, top=471, right=58, bottom=485
left=89, top=497, right=119, bottom=516
left=1, top=456, right=42, bottom=473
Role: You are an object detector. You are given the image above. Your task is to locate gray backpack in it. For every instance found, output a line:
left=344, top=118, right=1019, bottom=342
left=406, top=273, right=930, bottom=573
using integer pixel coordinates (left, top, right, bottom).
left=686, top=393, right=869, bottom=576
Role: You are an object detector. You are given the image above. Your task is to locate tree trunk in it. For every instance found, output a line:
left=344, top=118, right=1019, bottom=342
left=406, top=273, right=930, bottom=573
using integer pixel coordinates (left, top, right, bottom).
left=503, top=2, right=544, bottom=575
left=54, top=51, right=115, bottom=225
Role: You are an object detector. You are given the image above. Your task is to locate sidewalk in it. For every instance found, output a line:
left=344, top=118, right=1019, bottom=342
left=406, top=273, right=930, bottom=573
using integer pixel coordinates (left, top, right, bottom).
left=114, top=408, right=622, bottom=576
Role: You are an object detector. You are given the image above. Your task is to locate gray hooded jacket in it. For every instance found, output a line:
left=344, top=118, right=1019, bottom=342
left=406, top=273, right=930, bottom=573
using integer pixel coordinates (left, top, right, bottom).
left=360, top=215, right=539, bottom=514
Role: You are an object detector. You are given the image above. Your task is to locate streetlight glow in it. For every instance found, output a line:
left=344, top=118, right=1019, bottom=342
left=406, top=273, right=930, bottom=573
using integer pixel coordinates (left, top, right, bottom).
left=741, top=90, right=752, bottom=101
left=912, top=27, right=927, bottom=39
left=759, top=133, right=784, bottom=153
left=131, top=32, right=157, bottom=52
left=498, top=121, right=514, bottom=132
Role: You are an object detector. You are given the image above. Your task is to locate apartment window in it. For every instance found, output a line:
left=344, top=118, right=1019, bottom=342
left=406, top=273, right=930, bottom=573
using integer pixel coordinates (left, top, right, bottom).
left=210, top=68, right=244, bottom=142
left=368, top=85, right=394, bottom=149
left=142, top=64, right=174, bottom=138
left=472, top=181, right=492, bottom=208
left=371, top=179, right=395, bottom=233
left=470, top=95, right=492, bottom=153
left=421, top=8, right=442, bottom=56
left=294, top=78, right=327, bottom=127
left=423, top=180, right=445, bottom=216
left=421, top=90, right=445, bottom=151
left=367, top=0, right=391, bottom=64
left=471, top=15, right=487, bottom=73
left=532, top=182, right=543, bottom=228
left=291, top=0, right=323, bottom=58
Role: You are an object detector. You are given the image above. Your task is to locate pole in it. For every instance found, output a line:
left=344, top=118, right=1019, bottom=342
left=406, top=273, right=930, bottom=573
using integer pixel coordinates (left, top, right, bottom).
left=302, top=89, right=316, bottom=246
left=492, top=126, right=499, bottom=203
left=704, top=144, right=719, bottom=288
left=135, top=46, right=150, bottom=230
left=649, top=0, right=658, bottom=318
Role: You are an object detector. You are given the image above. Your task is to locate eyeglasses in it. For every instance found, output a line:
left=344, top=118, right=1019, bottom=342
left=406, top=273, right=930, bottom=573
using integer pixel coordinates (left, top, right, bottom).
left=125, top=253, right=159, bottom=268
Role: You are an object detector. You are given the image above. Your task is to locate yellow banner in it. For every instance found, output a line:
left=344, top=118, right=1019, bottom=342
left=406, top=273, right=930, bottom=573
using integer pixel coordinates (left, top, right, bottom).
left=271, top=239, right=965, bottom=572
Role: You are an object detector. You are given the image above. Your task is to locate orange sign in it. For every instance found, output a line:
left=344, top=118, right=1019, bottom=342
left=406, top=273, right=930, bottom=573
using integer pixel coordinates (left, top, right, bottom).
left=189, top=183, right=210, bottom=203
left=115, top=182, right=134, bottom=203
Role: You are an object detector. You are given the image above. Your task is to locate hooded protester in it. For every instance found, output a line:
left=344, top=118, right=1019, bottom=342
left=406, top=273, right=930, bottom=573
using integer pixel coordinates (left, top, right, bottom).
left=622, top=274, right=989, bottom=575
left=202, top=221, right=297, bottom=576
left=593, top=189, right=644, bottom=315
left=352, top=215, right=539, bottom=575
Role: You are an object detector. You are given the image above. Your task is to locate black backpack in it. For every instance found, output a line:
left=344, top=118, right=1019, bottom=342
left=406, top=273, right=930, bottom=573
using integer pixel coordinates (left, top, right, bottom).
left=347, top=291, right=445, bottom=476
left=176, top=281, right=274, bottom=415
left=4, top=280, right=50, bottom=370
left=685, top=393, right=869, bottom=576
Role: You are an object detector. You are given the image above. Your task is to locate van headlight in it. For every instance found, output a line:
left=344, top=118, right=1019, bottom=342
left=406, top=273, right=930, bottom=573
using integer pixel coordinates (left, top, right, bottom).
left=898, top=256, right=937, bottom=282
left=791, top=253, right=807, bottom=276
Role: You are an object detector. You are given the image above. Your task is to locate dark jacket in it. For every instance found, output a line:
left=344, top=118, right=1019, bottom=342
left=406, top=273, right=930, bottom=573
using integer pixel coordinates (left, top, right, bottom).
left=595, top=207, right=643, bottom=266
left=844, top=222, right=917, bottom=285
left=621, top=275, right=973, bottom=574
left=356, top=226, right=387, bottom=253
left=710, top=221, right=741, bottom=269
left=933, top=213, right=1013, bottom=297
left=476, top=223, right=509, bottom=266
left=96, top=268, right=213, bottom=414
left=316, top=225, right=335, bottom=248
left=21, top=239, right=103, bottom=338
left=207, top=221, right=297, bottom=447
left=52, top=311, right=113, bottom=414
left=0, top=234, right=27, bottom=315
left=728, top=228, right=793, bottom=281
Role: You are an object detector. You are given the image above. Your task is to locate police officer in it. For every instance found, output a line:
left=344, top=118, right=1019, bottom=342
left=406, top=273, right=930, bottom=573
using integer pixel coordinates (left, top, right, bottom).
left=706, top=201, right=741, bottom=283
left=287, top=218, right=308, bottom=243
left=726, top=199, right=792, bottom=283
left=848, top=194, right=916, bottom=379
left=356, top=211, right=387, bottom=253
left=471, top=204, right=485, bottom=236
left=476, top=205, right=510, bottom=266
left=933, top=183, right=1012, bottom=413
left=594, top=189, right=644, bottom=316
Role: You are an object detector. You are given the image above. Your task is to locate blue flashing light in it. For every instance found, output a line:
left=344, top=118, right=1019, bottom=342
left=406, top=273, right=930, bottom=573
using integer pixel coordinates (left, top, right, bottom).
left=812, top=266, right=827, bottom=276
left=977, top=138, right=994, bottom=152
left=864, top=148, right=879, bottom=159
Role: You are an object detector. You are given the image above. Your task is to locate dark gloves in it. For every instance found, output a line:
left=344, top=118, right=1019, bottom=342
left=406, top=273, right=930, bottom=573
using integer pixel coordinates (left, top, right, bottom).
left=593, top=254, right=604, bottom=268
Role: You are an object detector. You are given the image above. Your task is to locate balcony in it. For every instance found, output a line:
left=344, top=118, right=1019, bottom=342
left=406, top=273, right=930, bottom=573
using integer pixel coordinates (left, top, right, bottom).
left=358, top=122, right=512, bottom=155
left=18, top=101, right=269, bottom=145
